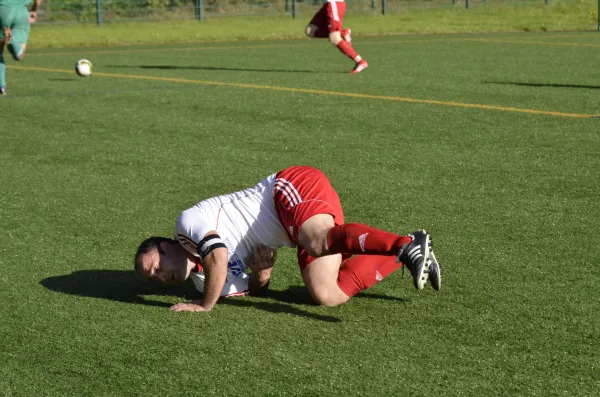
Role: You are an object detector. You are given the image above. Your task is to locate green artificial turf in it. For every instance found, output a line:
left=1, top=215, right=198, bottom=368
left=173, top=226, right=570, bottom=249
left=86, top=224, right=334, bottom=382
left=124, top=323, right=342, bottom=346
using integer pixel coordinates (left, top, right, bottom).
left=1, top=32, right=599, bottom=396
left=27, top=0, right=600, bottom=48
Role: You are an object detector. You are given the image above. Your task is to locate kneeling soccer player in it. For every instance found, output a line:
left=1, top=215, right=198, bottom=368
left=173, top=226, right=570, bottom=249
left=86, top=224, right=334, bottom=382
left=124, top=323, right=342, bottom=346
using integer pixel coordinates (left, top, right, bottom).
left=134, top=165, right=442, bottom=312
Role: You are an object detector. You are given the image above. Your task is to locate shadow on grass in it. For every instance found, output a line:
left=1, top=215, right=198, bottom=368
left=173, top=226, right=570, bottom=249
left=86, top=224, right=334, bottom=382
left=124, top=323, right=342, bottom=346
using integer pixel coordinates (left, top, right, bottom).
left=39, top=269, right=196, bottom=308
left=42, top=270, right=411, bottom=322
left=218, top=298, right=341, bottom=322
left=106, top=64, right=322, bottom=74
left=486, top=81, right=600, bottom=90
left=355, top=291, right=409, bottom=302
left=221, top=286, right=407, bottom=322
left=263, top=285, right=408, bottom=305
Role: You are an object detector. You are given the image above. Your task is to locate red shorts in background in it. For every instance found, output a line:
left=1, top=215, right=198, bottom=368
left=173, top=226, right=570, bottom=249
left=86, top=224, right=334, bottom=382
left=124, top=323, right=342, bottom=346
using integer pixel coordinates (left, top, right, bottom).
left=274, top=166, right=347, bottom=270
left=309, top=1, right=346, bottom=33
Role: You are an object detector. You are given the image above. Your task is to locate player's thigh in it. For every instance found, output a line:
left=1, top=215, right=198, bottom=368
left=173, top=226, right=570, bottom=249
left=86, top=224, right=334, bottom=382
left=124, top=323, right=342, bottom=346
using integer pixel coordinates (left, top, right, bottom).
left=308, top=4, right=329, bottom=32
left=297, top=213, right=335, bottom=258
left=301, top=253, right=349, bottom=306
left=7, top=7, right=29, bottom=58
left=326, top=1, right=346, bottom=32
left=11, top=26, right=29, bottom=47
left=11, top=7, right=30, bottom=43
left=275, top=166, right=345, bottom=245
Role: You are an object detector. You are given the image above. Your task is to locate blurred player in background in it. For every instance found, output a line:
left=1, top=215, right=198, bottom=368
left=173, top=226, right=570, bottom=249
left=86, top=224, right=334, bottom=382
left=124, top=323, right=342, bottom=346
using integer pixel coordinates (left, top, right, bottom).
left=305, top=0, right=368, bottom=74
left=134, top=166, right=442, bottom=312
left=0, top=0, right=42, bottom=95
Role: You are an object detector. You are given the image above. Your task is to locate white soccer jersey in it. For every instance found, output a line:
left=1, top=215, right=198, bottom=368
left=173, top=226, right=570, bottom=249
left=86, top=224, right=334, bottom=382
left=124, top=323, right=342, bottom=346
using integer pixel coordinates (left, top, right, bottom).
left=175, top=173, right=294, bottom=297
left=189, top=271, right=250, bottom=297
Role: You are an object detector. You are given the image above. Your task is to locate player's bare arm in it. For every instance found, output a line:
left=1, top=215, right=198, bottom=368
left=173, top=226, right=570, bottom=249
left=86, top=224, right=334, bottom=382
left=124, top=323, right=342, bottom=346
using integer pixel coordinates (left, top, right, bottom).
left=247, top=244, right=277, bottom=296
left=170, top=232, right=228, bottom=312
left=29, top=0, right=43, bottom=24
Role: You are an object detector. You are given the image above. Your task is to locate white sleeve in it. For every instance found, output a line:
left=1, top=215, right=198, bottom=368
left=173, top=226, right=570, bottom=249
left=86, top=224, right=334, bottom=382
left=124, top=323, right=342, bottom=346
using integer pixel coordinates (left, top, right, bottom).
left=190, top=271, right=249, bottom=297
left=174, top=204, right=219, bottom=257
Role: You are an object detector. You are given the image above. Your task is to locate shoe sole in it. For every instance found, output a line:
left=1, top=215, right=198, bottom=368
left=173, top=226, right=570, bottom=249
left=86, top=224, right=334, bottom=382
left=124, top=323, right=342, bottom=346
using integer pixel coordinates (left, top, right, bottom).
left=349, top=63, right=368, bottom=75
left=407, top=230, right=430, bottom=290
left=428, top=249, right=441, bottom=291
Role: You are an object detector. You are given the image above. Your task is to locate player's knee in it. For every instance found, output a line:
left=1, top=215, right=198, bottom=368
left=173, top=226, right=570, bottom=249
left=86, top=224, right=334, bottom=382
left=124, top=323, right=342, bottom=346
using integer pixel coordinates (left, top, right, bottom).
left=305, top=24, right=317, bottom=37
left=299, top=227, right=330, bottom=257
left=299, top=214, right=335, bottom=257
left=304, top=240, right=327, bottom=258
left=328, top=32, right=342, bottom=46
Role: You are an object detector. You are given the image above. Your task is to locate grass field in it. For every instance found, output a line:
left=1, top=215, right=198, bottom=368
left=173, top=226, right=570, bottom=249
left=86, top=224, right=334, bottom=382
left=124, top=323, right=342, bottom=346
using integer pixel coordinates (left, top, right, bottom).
left=28, top=1, right=600, bottom=48
left=1, top=30, right=600, bottom=396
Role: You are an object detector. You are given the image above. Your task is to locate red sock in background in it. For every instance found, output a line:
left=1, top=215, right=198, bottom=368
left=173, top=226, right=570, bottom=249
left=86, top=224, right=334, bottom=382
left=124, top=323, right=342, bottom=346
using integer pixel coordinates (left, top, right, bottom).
left=336, top=40, right=361, bottom=62
left=337, top=255, right=402, bottom=297
left=327, top=223, right=411, bottom=256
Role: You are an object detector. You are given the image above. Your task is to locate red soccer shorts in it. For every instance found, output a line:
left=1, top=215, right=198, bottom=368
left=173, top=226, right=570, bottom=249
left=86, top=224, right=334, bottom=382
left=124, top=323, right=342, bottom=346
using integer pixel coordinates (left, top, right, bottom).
left=274, top=166, right=346, bottom=270
left=309, top=1, right=346, bottom=33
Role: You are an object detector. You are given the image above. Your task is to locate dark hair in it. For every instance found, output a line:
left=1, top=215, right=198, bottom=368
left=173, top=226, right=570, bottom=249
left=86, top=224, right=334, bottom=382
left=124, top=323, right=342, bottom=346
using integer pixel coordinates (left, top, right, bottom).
left=134, top=236, right=176, bottom=272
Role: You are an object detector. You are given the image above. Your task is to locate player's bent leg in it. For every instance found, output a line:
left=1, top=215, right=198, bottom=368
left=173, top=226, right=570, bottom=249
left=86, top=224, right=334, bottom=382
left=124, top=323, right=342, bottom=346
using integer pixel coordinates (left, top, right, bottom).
left=305, top=23, right=329, bottom=39
left=341, top=28, right=352, bottom=44
left=297, top=213, right=336, bottom=258
left=0, top=43, right=6, bottom=95
left=327, top=223, right=412, bottom=257
left=8, top=42, right=25, bottom=61
left=337, top=255, right=402, bottom=297
left=8, top=6, right=29, bottom=61
left=301, top=254, right=349, bottom=306
left=330, top=30, right=368, bottom=74
left=328, top=31, right=343, bottom=46
left=305, top=24, right=317, bottom=37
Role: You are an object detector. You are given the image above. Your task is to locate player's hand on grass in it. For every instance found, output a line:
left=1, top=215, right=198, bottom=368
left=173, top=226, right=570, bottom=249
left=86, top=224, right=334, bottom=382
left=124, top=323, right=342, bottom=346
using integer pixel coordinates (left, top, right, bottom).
left=247, top=244, right=277, bottom=272
left=29, top=11, right=38, bottom=24
left=169, top=301, right=211, bottom=312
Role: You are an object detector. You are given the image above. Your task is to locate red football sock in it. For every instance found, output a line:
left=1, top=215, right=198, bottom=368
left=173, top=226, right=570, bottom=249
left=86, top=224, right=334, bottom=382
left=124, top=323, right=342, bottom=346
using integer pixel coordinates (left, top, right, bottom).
left=336, top=40, right=361, bottom=62
left=337, top=255, right=402, bottom=297
left=327, top=223, right=411, bottom=256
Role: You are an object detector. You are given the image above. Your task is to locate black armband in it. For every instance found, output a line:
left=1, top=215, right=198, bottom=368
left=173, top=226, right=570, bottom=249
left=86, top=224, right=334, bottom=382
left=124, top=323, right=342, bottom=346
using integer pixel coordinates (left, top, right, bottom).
left=197, top=234, right=227, bottom=259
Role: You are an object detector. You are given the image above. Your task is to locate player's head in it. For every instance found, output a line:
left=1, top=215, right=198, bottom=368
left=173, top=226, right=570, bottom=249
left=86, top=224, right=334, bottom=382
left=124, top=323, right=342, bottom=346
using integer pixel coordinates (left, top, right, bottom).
left=134, top=237, right=193, bottom=284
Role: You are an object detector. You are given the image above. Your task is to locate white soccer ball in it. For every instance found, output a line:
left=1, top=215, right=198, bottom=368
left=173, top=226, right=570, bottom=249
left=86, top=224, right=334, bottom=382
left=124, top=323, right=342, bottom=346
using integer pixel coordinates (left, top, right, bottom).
left=75, top=59, right=92, bottom=77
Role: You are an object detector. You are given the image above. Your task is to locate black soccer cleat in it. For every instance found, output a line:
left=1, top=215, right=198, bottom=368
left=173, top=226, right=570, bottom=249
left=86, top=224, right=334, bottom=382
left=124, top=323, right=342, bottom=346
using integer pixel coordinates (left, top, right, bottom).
left=397, top=230, right=431, bottom=290
left=427, top=249, right=442, bottom=291
left=0, top=86, right=6, bottom=96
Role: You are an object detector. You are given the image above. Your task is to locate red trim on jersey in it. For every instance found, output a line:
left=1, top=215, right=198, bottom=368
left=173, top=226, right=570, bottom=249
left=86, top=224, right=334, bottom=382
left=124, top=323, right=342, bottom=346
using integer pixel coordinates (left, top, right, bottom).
left=178, top=234, right=198, bottom=251
left=225, top=290, right=249, bottom=297
left=193, top=263, right=204, bottom=273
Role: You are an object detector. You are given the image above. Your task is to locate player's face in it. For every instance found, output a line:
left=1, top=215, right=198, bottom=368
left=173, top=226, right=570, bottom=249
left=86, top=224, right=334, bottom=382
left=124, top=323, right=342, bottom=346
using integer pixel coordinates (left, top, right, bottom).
left=139, top=243, right=190, bottom=285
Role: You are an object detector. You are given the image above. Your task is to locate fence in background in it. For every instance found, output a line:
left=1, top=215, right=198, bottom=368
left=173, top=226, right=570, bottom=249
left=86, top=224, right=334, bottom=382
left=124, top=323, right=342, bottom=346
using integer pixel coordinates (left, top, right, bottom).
left=35, top=0, right=599, bottom=30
